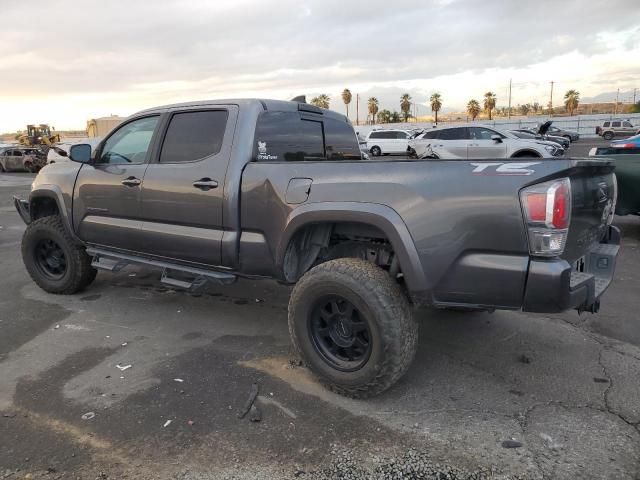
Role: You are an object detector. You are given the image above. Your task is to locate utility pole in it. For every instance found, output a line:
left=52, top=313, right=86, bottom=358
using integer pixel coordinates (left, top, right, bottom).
left=356, top=94, right=359, bottom=126
left=508, top=78, right=512, bottom=119
left=549, top=81, right=554, bottom=116
left=633, top=88, right=637, bottom=105
left=614, top=88, right=619, bottom=115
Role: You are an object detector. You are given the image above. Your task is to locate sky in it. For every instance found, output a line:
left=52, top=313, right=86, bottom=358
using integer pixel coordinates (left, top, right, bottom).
left=1, top=0, right=639, bottom=132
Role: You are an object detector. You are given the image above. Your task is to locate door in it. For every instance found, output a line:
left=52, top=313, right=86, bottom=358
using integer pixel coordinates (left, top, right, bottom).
left=392, top=131, right=409, bottom=153
left=468, top=127, right=507, bottom=158
left=7, top=150, right=23, bottom=171
left=73, top=115, right=160, bottom=251
left=432, top=127, right=470, bottom=158
left=622, top=121, right=635, bottom=137
left=611, top=121, right=622, bottom=136
left=137, top=106, right=237, bottom=266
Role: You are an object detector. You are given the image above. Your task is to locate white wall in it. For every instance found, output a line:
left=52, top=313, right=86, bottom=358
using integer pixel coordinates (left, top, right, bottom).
left=353, top=112, right=640, bottom=138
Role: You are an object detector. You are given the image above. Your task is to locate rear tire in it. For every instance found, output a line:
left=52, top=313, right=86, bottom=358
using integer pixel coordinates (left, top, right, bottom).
left=288, top=258, right=418, bottom=398
left=603, top=132, right=614, bottom=140
left=22, top=215, right=97, bottom=294
left=370, top=146, right=381, bottom=157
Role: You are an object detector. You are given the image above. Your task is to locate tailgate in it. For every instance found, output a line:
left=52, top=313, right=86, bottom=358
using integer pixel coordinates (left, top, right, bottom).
left=562, top=160, right=616, bottom=264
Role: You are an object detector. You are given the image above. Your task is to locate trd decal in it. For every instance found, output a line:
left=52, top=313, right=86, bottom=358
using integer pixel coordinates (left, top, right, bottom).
left=470, top=162, right=540, bottom=175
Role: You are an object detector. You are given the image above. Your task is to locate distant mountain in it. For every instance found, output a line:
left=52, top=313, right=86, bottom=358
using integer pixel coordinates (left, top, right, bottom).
left=582, top=90, right=637, bottom=104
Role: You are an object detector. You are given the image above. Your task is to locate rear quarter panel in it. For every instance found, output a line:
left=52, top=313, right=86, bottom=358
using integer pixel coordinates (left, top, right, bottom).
left=240, top=159, right=580, bottom=307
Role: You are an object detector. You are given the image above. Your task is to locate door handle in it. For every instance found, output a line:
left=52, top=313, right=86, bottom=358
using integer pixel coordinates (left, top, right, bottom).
left=121, top=176, right=141, bottom=187
left=193, top=178, right=218, bottom=191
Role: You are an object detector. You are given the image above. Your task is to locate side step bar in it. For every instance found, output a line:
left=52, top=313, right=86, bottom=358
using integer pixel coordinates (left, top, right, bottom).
left=87, top=247, right=236, bottom=290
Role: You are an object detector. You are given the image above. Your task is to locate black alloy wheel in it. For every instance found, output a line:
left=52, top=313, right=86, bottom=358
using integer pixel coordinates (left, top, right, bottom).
left=34, top=238, right=67, bottom=280
left=309, top=295, right=372, bottom=372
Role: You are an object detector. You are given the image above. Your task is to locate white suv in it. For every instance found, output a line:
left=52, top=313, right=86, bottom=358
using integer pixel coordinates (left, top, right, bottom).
left=366, top=129, right=414, bottom=156
left=408, top=125, right=562, bottom=159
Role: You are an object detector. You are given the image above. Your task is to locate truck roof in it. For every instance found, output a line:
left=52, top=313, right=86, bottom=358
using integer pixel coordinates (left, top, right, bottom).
left=134, top=98, right=349, bottom=122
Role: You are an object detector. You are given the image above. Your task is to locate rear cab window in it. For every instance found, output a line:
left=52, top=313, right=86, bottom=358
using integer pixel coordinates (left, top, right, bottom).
left=253, top=111, right=360, bottom=161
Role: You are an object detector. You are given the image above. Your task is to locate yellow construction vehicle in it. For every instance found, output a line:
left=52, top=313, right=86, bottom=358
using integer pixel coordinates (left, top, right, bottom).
left=17, top=124, right=61, bottom=146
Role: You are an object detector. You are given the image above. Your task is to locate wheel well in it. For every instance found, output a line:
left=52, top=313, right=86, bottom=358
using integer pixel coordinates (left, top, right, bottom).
left=283, top=222, right=397, bottom=282
left=511, top=149, right=542, bottom=158
left=30, top=196, right=60, bottom=220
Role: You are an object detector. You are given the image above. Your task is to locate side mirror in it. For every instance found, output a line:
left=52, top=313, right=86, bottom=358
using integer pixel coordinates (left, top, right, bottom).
left=69, top=144, right=92, bottom=163
left=491, top=135, right=503, bottom=143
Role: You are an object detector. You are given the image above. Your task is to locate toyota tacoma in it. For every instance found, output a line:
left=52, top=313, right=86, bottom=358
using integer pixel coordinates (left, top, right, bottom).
left=14, top=98, right=620, bottom=398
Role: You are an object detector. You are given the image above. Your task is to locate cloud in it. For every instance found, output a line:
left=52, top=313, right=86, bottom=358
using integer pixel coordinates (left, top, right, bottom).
left=1, top=0, right=639, bottom=131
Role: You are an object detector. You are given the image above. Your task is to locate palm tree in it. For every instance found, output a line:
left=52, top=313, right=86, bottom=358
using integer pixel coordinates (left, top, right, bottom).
left=390, top=111, right=401, bottom=123
left=367, top=97, right=379, bottom=124
left=377, top=109, right=392, bottom=124
left=341, top=89, right=352, bottom=119
left=467, top=99, right=481, bottom=121
left=430, top=93, right=442, bottom=124
left=564, top=89, right=580, bottom=116
left=400, top=93, right=412, bottom=122
left=532, top=102, right=540, bottom=114
left=483, top=92, right=497, bottom=120
left=310, top=94, right=330, bottom=109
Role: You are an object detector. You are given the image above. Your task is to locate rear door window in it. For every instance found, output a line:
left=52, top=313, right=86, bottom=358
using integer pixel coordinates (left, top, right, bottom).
left=254, top=112, right=325, bottom=161
left=160, top=110, right=228, bottom=163
left=612, top=121, right=621, bottom=128
left=439, top=127, right=469, bottom=140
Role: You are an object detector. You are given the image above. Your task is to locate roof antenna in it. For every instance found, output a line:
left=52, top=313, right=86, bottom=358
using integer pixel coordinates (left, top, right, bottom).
left=290, top=95, right=306, bottom=103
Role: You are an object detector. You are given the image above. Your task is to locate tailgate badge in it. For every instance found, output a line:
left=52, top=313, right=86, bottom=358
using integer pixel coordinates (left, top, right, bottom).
left=470, top=162, right=540, bottom=175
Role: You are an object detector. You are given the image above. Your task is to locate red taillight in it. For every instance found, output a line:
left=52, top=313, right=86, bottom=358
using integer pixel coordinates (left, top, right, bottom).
left=612, top=143, right=635, bottom=149
left=520, top=178, right=571, bottom=256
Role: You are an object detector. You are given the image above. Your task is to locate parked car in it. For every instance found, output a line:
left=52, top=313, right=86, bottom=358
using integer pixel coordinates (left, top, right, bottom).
left=408, top=124, right=563, bottom=159
left=545, top=124, right=580, bottom=142
left=596, top=120, right=640, bottom=140
left=366, top=129, right=414, bottom=156
left=510, top=128, right=570, bottom=150
left=509, top=130, right=567, bottom=152
left=610, top=133, right=640, bottom=150
left=589, top=145, right=640, bottom=215
left=47, top=138, right=103, bottom=165
left=0, top=146, right=46, bottom=173
left=14, top=98, right=619, bottom=398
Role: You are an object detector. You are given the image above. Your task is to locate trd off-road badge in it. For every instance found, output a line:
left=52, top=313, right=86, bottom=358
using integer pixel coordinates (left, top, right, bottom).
left=470, top=162, right=540, bottom=175
left=257, top=141, right=278, bottom=160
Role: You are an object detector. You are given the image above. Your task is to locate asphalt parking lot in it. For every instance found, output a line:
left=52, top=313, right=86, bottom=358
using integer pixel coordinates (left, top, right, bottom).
left=1, top=141, right=639, bottom=480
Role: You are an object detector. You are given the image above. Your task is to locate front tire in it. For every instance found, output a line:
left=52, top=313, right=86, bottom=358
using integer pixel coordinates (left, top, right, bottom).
left=370, top=146, right=381, bottom=157
left=288, top=258, right=418, bottom=398
left=603, top=132, right=614, bottom=140
left=22, top=215, right=97, bottom=294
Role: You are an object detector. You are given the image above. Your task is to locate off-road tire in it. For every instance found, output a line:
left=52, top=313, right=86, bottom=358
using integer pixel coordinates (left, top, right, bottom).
left=22, top=215, right=97, bottom=294
left=603, top=131, right=614, bottom=140
left=288, top=258, right=418, bottom=398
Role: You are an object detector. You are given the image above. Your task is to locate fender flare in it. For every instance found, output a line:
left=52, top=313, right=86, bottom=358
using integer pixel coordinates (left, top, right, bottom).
left=29, top=185, right=83, bottom=244
left=276, top=201, right=428, bottom=294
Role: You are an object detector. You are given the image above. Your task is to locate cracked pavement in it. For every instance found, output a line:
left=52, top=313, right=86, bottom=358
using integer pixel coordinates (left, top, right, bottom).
left=1, top=172, right=639, bottom=479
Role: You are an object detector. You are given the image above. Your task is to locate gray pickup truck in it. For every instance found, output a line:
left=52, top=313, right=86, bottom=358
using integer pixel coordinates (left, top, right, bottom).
left=14, top=98, right=620, bottom=398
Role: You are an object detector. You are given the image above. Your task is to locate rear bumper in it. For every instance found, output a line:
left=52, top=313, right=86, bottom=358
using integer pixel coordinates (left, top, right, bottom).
left=522, top=225, right=620, bottom=313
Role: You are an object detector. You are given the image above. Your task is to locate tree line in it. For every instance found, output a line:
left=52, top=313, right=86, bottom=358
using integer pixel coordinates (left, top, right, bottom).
left=310, top=89, right=582, bottom=124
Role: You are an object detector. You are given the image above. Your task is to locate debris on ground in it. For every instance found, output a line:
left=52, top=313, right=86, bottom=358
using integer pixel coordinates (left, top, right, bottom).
left=163, top=420, right=172, bottom=428
left=2, top=412, right=16, bottom=418
left=249, top=404, right=262, bottom=422
left=116, top=364, right=132, bottom=371
left=237, top=383, right=259, bottom=419
left=121, top=342, right=128, bottom=347
left=501, top=440, right=523, bottom=448
left=81, top=412, right=96, bottom=421
left=517, top=354, right=532, bottom=364
left=593, top=377, right=609, bottom=383
left=54, top=325, right=60, bottom=329
left=173, top=378, right=184, bottom=383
